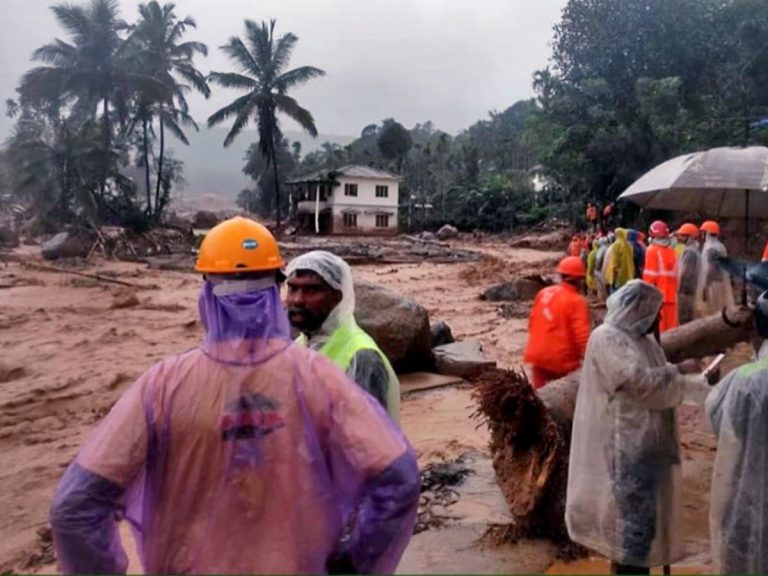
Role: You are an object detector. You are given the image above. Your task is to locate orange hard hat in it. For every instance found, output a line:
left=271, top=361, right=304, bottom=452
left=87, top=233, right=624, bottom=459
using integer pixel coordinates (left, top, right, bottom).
left=676, top=223, right=699, bottom=237
left=195, top=216, right=285, bottom=274
left=700, top=220, right=721, bottom=235
left=556, top=256, right=587, bottom=278
left=649, top=220, right=670, bottom=238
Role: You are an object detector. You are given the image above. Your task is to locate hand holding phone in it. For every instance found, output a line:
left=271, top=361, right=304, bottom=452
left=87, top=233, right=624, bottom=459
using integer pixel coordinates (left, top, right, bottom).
left=703, top=353, right=726, bottom=385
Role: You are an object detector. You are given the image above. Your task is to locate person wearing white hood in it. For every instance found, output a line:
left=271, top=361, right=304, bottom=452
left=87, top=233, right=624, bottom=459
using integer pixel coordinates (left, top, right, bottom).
left=566, top=280, right=712, bottom=574
left=286, top=250, right=400, bottom=422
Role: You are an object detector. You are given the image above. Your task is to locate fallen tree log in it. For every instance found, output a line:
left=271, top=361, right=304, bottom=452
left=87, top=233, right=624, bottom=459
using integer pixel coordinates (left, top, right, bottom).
left=472, top=306, right=753, bottom=542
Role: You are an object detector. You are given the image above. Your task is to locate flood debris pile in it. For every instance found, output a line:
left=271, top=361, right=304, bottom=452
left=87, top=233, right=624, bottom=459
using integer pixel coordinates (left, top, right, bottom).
left=279, top=235, right=481, bottom=265
left=416, top=457, right=474, bottom=534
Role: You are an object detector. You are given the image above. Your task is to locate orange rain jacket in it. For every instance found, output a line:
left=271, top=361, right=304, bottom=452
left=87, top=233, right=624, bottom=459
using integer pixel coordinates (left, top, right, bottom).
left=643, top=243, right=679, bottom=332
left=524, top=283, right=591, bottom=381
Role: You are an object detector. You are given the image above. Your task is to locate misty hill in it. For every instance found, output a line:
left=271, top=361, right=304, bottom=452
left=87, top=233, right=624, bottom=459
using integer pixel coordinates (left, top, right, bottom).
left=169, top=127, right=354, bottom=200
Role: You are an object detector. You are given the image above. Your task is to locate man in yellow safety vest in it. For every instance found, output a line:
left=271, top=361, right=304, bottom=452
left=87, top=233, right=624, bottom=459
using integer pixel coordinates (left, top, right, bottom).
left=286, top=250, right=400, bottom=422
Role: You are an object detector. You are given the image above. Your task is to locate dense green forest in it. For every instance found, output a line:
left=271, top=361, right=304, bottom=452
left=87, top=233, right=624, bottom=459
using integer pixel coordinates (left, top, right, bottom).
left=4, top=0, right=768, bottom=233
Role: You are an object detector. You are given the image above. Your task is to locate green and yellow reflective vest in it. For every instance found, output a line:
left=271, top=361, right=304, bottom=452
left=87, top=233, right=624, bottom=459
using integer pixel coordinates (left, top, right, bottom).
left=297, top=321, right=400, bottom=423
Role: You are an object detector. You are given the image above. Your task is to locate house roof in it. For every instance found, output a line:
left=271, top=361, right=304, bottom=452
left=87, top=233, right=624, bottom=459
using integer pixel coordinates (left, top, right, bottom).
left=287, top=164, right=400, bottom=184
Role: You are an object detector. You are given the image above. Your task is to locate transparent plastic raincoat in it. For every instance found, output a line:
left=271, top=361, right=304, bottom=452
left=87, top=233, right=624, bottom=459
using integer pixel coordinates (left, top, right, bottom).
left=677, top=238, right=701, bottom=325
left=586, top=240, right=599, bottom=292
left=566, top=280, right=709, bottom=568
left=287, top=251, right=400, bottom=423
left=706, top=341, right=768, bottom=574
left=594, top=238, right=609, bottom=301
left=50, top=278, right=419, bottom=574
left=697, top=233, right=735, bottom=315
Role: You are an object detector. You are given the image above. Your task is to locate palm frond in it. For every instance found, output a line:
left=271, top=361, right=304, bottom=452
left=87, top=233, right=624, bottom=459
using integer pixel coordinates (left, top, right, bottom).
left=174, top=40, right=208, bottom=58
left=244, top=20, right=273, bottom=77
left=224, top=106, right=254, bottom=148
left=274, top=93, right=318, bottom=136
left=207, top=93, right=254, bottom=128
left=50, top=4, right=91, bottom=42
left=275, top=66, right=326, bottom=93
left=207, top=71, right=256, bottom=91
left=161, top=114, right=190, bottom=145
left=272, top=31, right=298, bottom=76
left=172, top=62, right=210, bottom=97
left=220, top=36, right=260, bottom=76
left=32, top=40, right=77, bottom=66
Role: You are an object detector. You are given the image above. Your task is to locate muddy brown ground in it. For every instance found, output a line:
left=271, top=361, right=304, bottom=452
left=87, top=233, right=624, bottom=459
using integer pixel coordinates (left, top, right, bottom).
left=0, top=238, right=720, bottom=573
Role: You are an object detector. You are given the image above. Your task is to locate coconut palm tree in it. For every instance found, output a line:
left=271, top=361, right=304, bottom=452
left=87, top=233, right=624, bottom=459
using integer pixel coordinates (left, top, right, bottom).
left=208, top=19, right=325, bottom=230
left=128, top=1, right=210, bottom=219
left=19, top=0, right=157, bottom=205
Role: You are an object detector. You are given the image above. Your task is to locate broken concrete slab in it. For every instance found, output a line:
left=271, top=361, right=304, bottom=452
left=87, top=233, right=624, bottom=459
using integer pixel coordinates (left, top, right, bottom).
left=433, top=340, right=496, bottom=378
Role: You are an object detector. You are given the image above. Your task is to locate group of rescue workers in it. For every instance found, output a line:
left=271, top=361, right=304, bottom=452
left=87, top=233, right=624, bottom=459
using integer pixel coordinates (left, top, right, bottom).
left=45, top=214, right=768, bottom=575
left=526, top=215, right=768, bottom=574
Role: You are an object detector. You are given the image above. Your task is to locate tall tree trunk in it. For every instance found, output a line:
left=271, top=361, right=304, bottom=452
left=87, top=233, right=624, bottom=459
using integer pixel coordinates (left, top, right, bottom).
left=271, top=137, right=281, bottom=234
left=142, top=116, right=152, bottom=217
left=154, top=112, right=165, bottom=223
left=100, top=97, right=110, bottom=205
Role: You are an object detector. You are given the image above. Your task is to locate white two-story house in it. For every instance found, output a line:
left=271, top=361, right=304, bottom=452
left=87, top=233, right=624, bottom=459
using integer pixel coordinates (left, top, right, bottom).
left=288, top=165, right=400, bottom=235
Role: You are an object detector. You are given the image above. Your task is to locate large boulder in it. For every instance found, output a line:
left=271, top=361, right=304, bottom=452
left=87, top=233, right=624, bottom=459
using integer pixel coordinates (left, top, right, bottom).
left=355, top=280, right=433, bottom=372
left=433, top=340, right=497, bottom=378
left=481, top=276, right=550, bottom=302
left=41, top=232, right=90, bottom=260
left=436, top=224, right=459, bottom=241
left=192, top=210, right=219, bottom=229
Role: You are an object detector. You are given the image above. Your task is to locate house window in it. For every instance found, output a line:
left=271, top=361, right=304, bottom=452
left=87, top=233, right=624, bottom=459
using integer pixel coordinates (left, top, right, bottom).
left=375, top=185, right=389, bottom=198
left=343, top=213, right=358, bottom=227
left=375, top=214, right=390, bottom=228
left=344, top=183, right=358, bottom=197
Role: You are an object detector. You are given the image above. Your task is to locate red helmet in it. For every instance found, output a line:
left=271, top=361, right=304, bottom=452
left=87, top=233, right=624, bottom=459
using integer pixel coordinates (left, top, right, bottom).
left=556, top=256, right=586, bottom=278
left=649, top=220, right=670, bottom=238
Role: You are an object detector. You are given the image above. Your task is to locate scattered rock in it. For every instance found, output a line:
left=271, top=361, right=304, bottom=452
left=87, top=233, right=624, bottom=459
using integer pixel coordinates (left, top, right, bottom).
left=481, top=276, right=549, bottom=302
left=355, top=281, right=433, bottom=372
left=41, top=232, right=90, bottom=260
left=433, top=340, right=497, bottom=378
left=0, top=226, right=19, bottom=248
left=436, top=224, right=459, bottom=241
left=192, top=210, right=219, bottom=229
left=430, top=321, right=455, bottom=348
left=110, top=292, right=140, bottom=310
left=508, top=229, right=571, bottom=251
left=418, top=231, right=438, bottom=241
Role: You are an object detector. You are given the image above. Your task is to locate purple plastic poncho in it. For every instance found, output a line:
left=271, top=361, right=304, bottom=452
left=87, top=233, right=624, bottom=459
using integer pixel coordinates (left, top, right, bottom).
left=50, top=279, right=419, bottom=574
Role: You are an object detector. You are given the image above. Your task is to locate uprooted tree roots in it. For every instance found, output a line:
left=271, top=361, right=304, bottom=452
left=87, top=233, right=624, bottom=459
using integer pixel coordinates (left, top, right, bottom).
left=471, top=367, right=571, bottom=543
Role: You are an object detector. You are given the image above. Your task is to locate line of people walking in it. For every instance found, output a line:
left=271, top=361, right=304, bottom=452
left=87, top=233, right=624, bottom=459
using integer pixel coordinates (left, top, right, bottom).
left=581, top=219, right=735, bottom=332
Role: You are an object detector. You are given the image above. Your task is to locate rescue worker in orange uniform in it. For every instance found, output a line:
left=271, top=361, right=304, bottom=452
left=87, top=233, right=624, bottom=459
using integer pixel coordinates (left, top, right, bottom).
left=642, top=220, right=679, bottom=333
left=524, top=256, right=591, bottom=389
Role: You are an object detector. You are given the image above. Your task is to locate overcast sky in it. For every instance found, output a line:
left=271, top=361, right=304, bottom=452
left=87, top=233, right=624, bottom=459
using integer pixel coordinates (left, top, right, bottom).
left=0, top=0, right=567, bottom=140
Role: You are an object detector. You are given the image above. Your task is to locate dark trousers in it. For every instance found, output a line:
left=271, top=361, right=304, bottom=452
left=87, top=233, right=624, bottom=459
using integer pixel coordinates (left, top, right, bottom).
left=613, top=458, right=662, bottom=568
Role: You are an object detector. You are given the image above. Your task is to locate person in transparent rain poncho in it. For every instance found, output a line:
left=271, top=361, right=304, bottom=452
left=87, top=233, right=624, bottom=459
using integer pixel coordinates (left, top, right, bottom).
left=49, top=217, right=420, bottom=575
left=696, top=220, right=735, bottom=316
left=706, top=290, right=768, bottom=574
left=566, top=280, right=711, bottom=574
left=286, top=250, right=400, bottom=423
